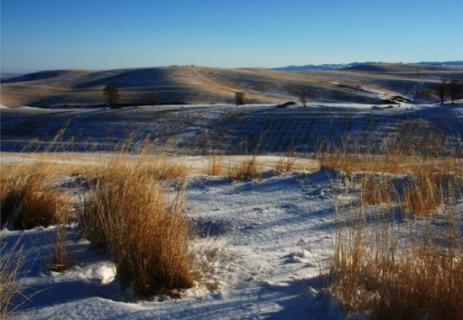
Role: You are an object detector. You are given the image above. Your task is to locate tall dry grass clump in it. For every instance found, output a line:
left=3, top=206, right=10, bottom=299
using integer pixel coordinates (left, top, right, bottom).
left=330, top=164, right=463, bottom=319
left=50, top=204, right=70, bottom=273
left=207, top=155, right=226, bottom=176
left=0, top=241, right=25, bottom=320
left=326, top=130, right=463, bottom=319
left=358, top=168, right=463, bottom=217
left=331, top=210, right=463, bottom=320
left=0, top=163, right=71, bottom=229
left=141, top=155, right=188, bottom=180
left=228, top=155, right=260, bottom=180
left=275, top=154, right=297, bottom=173
left=81, top=160, right=195, bottom=297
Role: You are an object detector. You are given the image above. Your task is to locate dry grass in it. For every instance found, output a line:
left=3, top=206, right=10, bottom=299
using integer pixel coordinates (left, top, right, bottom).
left=318, top=136, right=463, bottom=217
left=275, top=154, right=298, bottom=173
left=326, top=130, right=463, bottom=318
left=0, top=163, right=71, bottom=229
left=81, top=159, right=195, bottom=297
left=49, top=225, right=68, bottom=273
left=320, top=152, right=463, bottom=177
left=358, top=169, right=463, bottom=217
left=331, top=211, right=463, bottom=320
left=0, top=240, right=25, bottom=320
left=360, top=174, right=395, bottom=206
left=330, top=150, right=463, bottom=319
left=49, top=206, right=70, bottom=273
left=228, top=155, right=260, bottom=180
left=207, top=155, right=226, bottom=176
left=136, top=154, right=189, bottom=180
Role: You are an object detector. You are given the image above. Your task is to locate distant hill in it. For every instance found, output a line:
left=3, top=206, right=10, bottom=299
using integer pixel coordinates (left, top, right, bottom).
left=0, top=73, right=21, bottom=81
left=1, top=64, right=462, bottom=107
left=274, top=61, right=463, bottom=72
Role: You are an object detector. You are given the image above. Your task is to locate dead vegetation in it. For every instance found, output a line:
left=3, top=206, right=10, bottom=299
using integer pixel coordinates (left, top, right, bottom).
left=0, top=163, right=72, bottom=229
left=331, top=201, right=463, bottom=320
left=207, top=155, right=226, bottom=176
left=0, top=240, right=25, bottom=320
left=328, top=132, right=463, bottom=319
left=81, top=159, right=195, bottom=297
left=228, top=155, right=260, bottom=180
left=275, top=153, right=298, bottom=173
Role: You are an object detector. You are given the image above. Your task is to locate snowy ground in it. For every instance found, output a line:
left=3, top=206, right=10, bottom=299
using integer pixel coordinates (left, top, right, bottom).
left=2, top=168, right=354, bottom=320
left=2, top=103, right=462, bottom=154
left=2, top=102, right=462, bottom=319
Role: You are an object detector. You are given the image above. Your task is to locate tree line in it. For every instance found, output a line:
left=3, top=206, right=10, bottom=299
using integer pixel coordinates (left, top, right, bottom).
left=436, top=79, right=463, bottom=105
left=103, top=80, right=463, bottom=108
left=102, top=84, right=248, bottom=108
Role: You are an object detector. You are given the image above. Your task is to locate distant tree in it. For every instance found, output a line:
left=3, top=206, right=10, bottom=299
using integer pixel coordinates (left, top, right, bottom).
left=144, top=93, right=156, bottom=106
left=103, top=85, right=120, bottom=107
left=235, top=91, right=245, bottom=106
left=288, top=85, right=312, bottom=107
left=447, top=80, right=463, bottom=105
left=436, top=80, right=447, bottom=105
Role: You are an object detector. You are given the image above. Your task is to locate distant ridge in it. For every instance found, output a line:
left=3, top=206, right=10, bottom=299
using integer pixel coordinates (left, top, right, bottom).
left=1, top=64, right=463, bottom=107
left=273, top=61, right=463, bottom=72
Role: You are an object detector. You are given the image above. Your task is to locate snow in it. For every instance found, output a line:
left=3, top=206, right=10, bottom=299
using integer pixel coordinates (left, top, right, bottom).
left=2, top=103, right=462, bottom=154
left=2, top=102, right=462, bottom=319
left=2, top=169, right=352, bottom=320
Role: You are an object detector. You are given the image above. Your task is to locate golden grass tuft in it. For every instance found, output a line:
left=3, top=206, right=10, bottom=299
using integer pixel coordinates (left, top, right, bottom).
left=330, top=155, right=463, bottom=319
left=81, top=160, right=195, bottom=297
left=0, top=163, right=71, bottom=229
left=275, top=155, right=297, bottom=173
left=360, top=175, right=395, bottom=206
left=327, top=131, right=463, bottom=318
left=207, top=155, right=226, bottom=176
left=228, top=155, right=260, bottom=180
left=358, top=170, right=463, bottom=217
left=140, top=155, right=189, bottom=180
left=49, top=225, right=68, bottom=273
left=331, top=219, right=463, bottom=320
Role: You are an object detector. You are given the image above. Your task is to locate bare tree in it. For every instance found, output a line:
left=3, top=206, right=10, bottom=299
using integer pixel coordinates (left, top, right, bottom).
left=235, top=91, right=245, bottom=106
left=448, top=80, right=463, bottom=105
left=436, top=80, right=447, bottom=105
left=144, top=93, right=156, bottom=106
left=103, top=85, right=120, bottom=107
left=288, top=85, right=311, bottom=107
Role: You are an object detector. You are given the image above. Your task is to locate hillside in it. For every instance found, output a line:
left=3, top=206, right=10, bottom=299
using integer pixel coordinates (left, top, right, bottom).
left=1, top=64, right=462, bottom=107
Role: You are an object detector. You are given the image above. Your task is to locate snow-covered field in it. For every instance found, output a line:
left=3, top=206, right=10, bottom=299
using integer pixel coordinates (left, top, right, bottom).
left=2, top=167, right=352, bottom=320
left=2, top=103, right=462, bottom=154
left=1, top=102, right=462, bottom=319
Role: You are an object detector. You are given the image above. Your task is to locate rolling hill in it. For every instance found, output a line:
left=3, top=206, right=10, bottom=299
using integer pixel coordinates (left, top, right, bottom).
left=1, top=63, right=462, bottom=107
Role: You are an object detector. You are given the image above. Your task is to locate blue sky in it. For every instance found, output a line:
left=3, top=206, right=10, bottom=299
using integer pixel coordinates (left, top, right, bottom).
left=1, top=0, right=462, bottom=72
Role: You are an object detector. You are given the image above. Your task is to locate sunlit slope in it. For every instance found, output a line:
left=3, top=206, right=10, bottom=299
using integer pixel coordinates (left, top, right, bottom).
left=1, top=64, right=462, bottom=107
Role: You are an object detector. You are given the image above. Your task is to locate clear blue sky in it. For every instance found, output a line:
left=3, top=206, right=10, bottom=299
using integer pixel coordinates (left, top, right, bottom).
left=1, top=0, right=462, bottom=73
